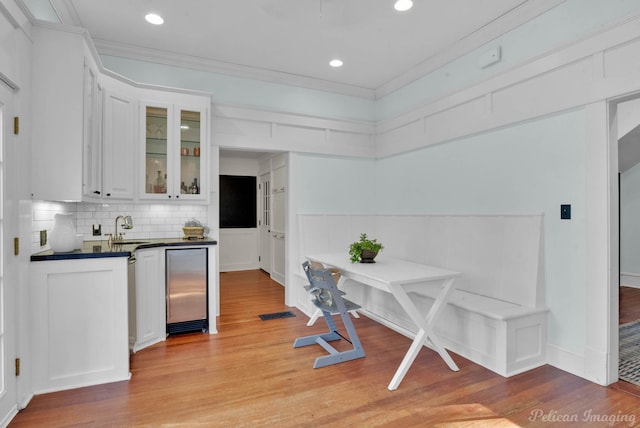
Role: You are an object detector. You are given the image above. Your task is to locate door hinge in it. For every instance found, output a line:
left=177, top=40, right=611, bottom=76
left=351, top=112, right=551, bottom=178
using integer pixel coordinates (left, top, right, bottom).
left=258, top=256, right=261, bottom=262
left=14, top=116, right=19, bottom=134
left=15, top=358, right=20, bottom=376
left=14, top=237, right=19, bottom=255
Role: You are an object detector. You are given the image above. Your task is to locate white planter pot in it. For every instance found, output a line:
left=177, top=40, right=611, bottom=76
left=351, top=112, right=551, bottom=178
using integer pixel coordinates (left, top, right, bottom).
left=50, top=213, right=77, bottom=253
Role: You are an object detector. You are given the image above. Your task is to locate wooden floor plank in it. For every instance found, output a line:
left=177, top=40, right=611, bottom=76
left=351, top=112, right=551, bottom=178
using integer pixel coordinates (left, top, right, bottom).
left=9, top=272, right=640, bottom=427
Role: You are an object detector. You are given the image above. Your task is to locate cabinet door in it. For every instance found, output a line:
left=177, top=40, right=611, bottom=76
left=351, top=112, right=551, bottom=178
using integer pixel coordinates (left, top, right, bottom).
left=142, top=103, right=172, bottom=199
left=103, top=90, right=135, bottom=199
left=82, top=61, right=103, bottom=199
left=141, top=102, right=207, bottom=201
left=133, top=249, right=165, bottom=352
left=30, top=258, right=130, bottom=392
left=32, top=27, right=86, bottom=201
left=176, top=107, right=206, bottom=200
left=270, top=161, right=286, bottom=285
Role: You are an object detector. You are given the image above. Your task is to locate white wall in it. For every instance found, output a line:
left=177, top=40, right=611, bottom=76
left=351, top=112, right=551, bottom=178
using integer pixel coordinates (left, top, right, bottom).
left=620, top=163, right=640, bottom=286
left=296, top=155, right=377, bottom=214
left=296, top=109, right=587, bottom=354
left=30, top=201, right=209, bottom=254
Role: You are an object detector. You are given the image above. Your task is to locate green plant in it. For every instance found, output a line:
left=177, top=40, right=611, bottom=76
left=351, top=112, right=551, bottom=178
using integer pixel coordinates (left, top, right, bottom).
left=348, top=233, right=384, bottom=263
left=184, top=218, right=210, bottom=235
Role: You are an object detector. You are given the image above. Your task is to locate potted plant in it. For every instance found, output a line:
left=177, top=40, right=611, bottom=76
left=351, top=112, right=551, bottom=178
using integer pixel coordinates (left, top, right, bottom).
left=183, top=218, right=209, bottom=240
left=349, top=233, right=384, bottom=263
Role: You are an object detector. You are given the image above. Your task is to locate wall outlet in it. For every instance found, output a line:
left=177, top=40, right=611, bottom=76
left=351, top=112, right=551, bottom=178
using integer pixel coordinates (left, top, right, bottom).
left=92, top=224, right=102, bottom=236
left=40, top=230, right=47, bottom=246
left=561, top=204, right=571, bottom=220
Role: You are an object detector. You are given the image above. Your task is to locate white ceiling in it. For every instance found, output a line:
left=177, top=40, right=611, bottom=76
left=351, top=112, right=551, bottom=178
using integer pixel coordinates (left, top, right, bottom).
left=30, top=0, right=562, bottom=98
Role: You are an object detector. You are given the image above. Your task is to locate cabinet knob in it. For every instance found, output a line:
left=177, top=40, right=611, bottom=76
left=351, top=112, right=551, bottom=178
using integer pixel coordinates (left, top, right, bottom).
left=93, top=190, right=101, bottom=195
left=106, top=193, right=111, bottom=197
left=168, top=195, right=172, bottom=198
left=176, top=195, right=179, bottom=199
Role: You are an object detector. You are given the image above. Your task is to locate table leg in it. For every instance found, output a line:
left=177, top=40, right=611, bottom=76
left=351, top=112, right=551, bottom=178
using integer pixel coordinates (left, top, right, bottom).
left=387, top=278, right=459, bottom=390
left=307, top=308, right=322, bottom=326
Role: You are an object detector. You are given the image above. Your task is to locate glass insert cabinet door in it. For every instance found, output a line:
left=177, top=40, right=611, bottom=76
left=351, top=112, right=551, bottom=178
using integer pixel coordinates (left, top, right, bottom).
left=143, top=104, right=204, bottom=199
left=179, top=109, right=202, bottom=196
left=145, top=106, right=169, bottom=196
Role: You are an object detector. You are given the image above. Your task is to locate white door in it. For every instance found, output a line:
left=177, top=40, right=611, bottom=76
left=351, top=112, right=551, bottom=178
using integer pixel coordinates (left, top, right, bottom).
left=0, top=84, right=18, bottom=423
left=259, top=172, right=272, bottom=273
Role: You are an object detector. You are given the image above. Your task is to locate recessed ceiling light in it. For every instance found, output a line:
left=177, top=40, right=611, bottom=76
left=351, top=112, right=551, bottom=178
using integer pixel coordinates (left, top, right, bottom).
left=329, top=59, right=343, bottom=68
left=145, top=13, right=164, bottom=25
left=394, top=0, right=413, bottom=12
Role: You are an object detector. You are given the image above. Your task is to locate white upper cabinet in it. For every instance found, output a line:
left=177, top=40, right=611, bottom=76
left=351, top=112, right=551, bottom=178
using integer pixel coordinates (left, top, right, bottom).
left=140, top=91, right=210, bottom=202
left=101, top=76, right=137, bottom=200
left=32, top=25, right=100, bottom=201
left=31, top=25, right=210, bottom=203
left=81, top=60, right=103, bottom=200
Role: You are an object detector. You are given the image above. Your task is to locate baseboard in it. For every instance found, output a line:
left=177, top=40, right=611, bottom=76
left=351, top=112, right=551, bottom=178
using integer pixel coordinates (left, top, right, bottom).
left=620, top=273, right=640, bottom=289
left=271, top=272, right=285, bottom=286
left=547, top=343, right=587, bottom=381
left=0, top=405, right=18, bottom=428
left=584, top=346, right=615, bottom=386
left=220, top=263, right=260, bottom=272
left=19, top=392, right=33, bottom=410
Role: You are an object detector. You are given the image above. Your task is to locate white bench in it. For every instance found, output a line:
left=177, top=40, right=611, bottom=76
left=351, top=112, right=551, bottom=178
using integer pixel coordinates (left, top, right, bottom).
left=295, top=213, right=548, bottom=377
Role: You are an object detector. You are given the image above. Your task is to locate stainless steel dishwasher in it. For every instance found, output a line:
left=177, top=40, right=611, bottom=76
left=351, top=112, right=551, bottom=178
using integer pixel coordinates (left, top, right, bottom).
left=166, top=248, right=208, bottom=335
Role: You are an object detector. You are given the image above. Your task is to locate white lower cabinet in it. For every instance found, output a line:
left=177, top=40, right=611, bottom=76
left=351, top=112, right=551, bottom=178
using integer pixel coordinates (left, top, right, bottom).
left=30, top=257, right=130, bottom=393
left=130, top=248, right=166, bottom=352
left=130, top=245, right=218, bottom=352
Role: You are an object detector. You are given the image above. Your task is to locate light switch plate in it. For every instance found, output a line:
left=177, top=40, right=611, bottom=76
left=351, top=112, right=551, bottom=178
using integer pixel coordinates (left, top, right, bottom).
left=40, top=230, right=47, bottom=246
left=561, top=204, right=571, bottom=220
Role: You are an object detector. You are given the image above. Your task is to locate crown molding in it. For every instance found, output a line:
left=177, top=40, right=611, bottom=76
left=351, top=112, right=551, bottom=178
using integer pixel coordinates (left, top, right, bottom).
left=93, top=38, right=376, bottom=101
left=374, top=0, right=566, bottom=99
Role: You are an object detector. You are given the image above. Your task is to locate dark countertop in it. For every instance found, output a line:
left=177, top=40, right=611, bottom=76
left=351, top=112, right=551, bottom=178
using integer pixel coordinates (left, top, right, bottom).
left=30, top=238, right=218, bottom=261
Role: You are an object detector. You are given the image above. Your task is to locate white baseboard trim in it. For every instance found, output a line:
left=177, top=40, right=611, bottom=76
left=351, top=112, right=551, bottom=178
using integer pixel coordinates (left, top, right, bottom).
left=270, top=272, right=285, bottom=286
left=620, top=273, right=640, bottom=288
left=546, top=343, right=589, bottom=381
left=584, top=346, right=615, bottom=386
left=220, top=263, right=260, bottom=272
left=0, top=405, right=18, bottom=428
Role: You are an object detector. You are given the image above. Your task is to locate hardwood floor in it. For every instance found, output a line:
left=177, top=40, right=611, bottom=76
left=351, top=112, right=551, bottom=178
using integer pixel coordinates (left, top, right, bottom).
left=620, top=285, right=640, bottom=325
left=10, top=272, right=640, bottom=427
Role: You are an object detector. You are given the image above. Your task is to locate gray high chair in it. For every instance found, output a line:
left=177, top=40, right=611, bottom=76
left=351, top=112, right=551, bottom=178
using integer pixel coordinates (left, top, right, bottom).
left=293, top=261, right=365, bottom=368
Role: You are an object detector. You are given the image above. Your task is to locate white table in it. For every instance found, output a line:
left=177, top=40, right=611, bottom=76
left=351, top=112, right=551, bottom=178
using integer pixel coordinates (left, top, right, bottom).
left=306, top=253, right=461, bottom=390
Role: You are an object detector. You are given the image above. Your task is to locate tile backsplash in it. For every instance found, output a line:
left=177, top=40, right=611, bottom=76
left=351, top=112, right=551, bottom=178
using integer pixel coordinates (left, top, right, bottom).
left=32, top=201, right=209, bottom=254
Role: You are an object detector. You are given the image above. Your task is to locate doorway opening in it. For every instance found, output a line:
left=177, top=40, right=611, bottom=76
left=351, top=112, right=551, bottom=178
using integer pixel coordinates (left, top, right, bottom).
left=613, top=94, right=640, bottom=388
left=217, top=149, right=288, bottom=289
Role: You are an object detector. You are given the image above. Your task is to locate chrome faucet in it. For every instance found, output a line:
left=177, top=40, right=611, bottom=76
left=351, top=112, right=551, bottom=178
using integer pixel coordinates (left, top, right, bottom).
left=107, top=215, right=133, bottom=246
